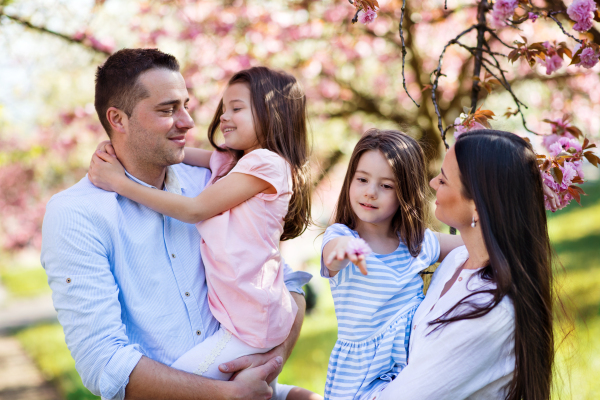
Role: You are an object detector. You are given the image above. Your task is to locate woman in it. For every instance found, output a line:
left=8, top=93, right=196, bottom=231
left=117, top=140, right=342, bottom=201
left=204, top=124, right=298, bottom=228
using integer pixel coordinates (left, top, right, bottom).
left=377, top=130, right=554, bottom=400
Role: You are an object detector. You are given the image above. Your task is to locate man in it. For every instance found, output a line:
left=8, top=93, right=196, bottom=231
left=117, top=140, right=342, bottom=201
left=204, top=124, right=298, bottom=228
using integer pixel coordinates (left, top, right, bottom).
left=41, top=48, right=311, bottom=400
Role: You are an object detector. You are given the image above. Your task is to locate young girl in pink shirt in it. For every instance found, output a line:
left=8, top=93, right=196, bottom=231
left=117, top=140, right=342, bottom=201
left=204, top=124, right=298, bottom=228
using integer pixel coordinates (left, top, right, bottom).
left=88, top=67, right=315, bottom=398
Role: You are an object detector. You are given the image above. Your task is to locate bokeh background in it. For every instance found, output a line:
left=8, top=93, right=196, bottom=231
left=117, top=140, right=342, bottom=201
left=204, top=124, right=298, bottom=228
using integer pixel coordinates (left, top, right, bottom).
left=0, top=0, right=599, bottom=399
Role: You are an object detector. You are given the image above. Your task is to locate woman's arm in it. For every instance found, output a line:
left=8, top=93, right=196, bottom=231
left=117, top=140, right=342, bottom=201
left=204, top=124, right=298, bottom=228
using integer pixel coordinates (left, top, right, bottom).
left=437, top=233, right=464, bottom=263
left=183, top=148, right=213, bottom=168
left=88, top=151, right=272, bottom=224
left=323, top=237, right=368, bottom=276
left=377, top=302, right=514, bottom=400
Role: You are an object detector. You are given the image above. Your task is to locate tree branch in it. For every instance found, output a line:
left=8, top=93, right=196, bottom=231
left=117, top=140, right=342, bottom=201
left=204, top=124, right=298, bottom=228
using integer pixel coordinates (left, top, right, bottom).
left=0, top=10, right=111, bottom=56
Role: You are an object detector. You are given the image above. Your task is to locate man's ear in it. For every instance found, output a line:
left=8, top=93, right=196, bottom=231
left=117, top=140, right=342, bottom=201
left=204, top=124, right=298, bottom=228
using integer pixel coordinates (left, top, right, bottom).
left=106, top=107, right=129, bottom=137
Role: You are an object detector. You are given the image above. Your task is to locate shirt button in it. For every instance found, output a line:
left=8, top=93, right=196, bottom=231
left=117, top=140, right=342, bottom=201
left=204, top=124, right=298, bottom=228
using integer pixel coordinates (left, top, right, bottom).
left=66, top=278, right=72, bottom=283
left=171, top=254, right=176, bottom=258
left=185, top=292, right=190, bottom=297
left=413, top=325, right=416, bottom=330
left=458, top=277, right=463, bottom=281
left=196, top=330, right=201, bottom=336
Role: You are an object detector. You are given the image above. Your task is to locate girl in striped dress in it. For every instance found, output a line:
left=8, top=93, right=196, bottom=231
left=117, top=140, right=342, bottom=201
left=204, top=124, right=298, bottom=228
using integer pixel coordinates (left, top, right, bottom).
left=321, top=129, right=464, bottom=400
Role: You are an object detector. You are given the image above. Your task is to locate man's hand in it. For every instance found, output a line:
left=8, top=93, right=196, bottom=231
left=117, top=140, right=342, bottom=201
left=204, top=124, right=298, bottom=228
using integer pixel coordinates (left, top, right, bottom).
left=219, top=293, right=306, bottom=384
left=229, top=356, right=283, bottom=400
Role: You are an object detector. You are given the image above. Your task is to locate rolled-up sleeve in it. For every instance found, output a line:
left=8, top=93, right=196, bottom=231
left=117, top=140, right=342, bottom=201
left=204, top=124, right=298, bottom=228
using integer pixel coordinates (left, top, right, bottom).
left=41, top=198, right=142, bottom=400
left=282, top=260, right=312, bottom=296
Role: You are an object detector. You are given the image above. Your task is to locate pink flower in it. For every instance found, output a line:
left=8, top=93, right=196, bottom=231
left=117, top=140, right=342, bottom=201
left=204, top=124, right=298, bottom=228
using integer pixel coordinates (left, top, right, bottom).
left=346, top=238, right=372, bottom=256
left=358, top=8, right=378, bottom=24
left=577, top=47, right=600, bottom=68
left=559, top=161, right=578, bottom=189
left=549, top=137, right=582, bottom=156
left=529, top=12, right=538, bottom=22
left=567, top=0, right=597, bottom=32
left=454, top=115, right=487, bottom=138
left=490, top=0, right=518, bottom=28
left=541, top=53, right=563, bottom=75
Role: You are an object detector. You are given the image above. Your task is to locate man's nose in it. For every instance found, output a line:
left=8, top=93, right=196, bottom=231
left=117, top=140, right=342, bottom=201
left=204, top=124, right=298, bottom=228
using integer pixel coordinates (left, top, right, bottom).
left=176, top=106, right=195, bottom=130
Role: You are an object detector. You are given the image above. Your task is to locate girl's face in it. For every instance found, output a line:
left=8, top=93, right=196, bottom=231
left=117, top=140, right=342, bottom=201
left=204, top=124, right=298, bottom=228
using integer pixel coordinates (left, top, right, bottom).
left=429, top=146, right=476, bottom=230
left=349, top=150, right=400, bottom=228
left=220, top=83, right=260, bottom=154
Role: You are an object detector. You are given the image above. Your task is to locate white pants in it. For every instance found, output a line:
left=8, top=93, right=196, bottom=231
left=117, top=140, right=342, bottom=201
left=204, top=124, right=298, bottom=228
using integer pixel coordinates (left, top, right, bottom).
left=171, top=327, right=294, bottom=399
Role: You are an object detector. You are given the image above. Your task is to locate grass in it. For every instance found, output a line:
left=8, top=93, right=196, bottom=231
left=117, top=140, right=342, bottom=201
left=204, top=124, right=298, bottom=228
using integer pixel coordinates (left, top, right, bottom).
left=0, top=265, right=50, bottom=297
left=10, top=180, right=600, bottom=399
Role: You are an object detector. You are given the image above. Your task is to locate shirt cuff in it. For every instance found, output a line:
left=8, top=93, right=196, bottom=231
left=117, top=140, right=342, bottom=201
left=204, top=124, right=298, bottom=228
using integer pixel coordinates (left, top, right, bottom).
left=284, top=270, right=312, bottom=295
left=100, top=345, right=144, bottom=400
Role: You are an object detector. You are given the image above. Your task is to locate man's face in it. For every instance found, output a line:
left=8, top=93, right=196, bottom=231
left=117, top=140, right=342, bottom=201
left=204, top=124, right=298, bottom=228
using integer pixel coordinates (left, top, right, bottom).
left=125, top=68, right=194, bottom=168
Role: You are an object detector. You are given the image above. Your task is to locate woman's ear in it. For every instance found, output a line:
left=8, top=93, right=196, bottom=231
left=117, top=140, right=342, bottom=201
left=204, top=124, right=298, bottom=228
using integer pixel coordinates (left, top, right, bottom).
left=106, top=107, right=129, bottom=137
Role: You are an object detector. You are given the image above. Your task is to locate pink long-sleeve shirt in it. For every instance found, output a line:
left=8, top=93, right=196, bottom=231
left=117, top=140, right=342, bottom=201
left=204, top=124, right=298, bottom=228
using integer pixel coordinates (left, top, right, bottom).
left=196, top=148, right=298, bottom=348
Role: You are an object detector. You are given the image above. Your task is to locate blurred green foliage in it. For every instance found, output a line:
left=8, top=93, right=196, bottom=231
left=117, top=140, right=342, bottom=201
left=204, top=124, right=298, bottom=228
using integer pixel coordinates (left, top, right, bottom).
left=0, top=266, right=50, bottom=297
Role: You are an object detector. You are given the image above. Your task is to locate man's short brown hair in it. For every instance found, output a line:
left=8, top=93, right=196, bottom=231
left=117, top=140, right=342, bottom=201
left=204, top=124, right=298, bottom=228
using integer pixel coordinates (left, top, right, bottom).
left=94, top=48, right=180, bottom=137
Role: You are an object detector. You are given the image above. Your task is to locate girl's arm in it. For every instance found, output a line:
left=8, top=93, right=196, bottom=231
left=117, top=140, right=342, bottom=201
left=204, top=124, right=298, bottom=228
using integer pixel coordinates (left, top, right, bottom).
left=323, top=237, right=367, bottom=277
left=88, top=151, right=272, bottom=224
left=183, top=148, right=213, bottom=168
left=436, top=233, right=465, bottom=263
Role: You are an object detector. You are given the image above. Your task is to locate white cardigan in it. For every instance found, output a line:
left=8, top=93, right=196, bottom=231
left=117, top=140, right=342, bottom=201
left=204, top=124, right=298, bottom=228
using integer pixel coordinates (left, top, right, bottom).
left=377, top=246, right=515, bottom=400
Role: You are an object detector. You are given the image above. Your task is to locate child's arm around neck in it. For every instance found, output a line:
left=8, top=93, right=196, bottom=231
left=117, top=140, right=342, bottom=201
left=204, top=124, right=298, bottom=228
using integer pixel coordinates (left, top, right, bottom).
left=88, top=151, right=274, bottom=224
left=182, top=147, right=213, bottom=168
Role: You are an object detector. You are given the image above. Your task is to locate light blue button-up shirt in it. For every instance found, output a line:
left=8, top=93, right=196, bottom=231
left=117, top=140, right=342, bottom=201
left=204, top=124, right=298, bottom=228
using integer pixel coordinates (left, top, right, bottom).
left=41, top=163, right=311, bottom=400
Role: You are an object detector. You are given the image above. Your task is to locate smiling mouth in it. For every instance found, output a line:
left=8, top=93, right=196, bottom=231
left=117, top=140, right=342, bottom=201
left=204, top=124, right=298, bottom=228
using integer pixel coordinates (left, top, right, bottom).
left=168, top=136, right=186, bottom=146
left=222, top=127, right=236, bottom=135
left=359, top=202, right=378, bottom=209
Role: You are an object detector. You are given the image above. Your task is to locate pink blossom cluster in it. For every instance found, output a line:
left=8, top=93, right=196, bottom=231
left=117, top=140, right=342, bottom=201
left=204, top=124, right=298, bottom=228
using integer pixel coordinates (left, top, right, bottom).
left=540, top=42, right=563, bottom=75
left=453, top=114, right=487, bottom=138
left=529, top=12, right=538, bottom=23
left=489, top=0, right=518, bottom=28
left=567, top=0, right=597, bottom=32
left=541, top=159, right=584, bottom=210
left=577, top=46, right=600, bottom=68
left=358, top=7, right=378, bottom=24
left=548, top=137, right=583, bottom=156
left=346, top=238, right=373, bottom=256
left=72, top=30, right=115, bottom=54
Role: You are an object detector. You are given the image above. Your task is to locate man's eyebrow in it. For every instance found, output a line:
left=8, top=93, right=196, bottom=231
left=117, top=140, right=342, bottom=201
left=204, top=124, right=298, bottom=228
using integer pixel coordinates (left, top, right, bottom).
left=156, top=98, right=189, bottom=107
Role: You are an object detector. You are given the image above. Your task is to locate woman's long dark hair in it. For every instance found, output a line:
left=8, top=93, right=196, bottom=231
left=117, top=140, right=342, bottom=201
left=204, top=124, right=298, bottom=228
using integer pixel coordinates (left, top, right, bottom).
left=333, top=129, right=429, bottom=257
left=433, top=130, right=554, bottom=400
left=206, top=67, right=311, bottom=241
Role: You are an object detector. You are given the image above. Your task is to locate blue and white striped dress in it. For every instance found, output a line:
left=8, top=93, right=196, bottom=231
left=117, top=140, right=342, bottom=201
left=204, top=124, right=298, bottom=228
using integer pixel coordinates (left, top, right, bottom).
left=321, top=224, right=440, bottom=400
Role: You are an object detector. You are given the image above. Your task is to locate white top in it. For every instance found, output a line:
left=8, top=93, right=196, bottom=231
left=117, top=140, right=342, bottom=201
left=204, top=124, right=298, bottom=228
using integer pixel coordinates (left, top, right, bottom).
left=378, top=246, right=515, bottom=400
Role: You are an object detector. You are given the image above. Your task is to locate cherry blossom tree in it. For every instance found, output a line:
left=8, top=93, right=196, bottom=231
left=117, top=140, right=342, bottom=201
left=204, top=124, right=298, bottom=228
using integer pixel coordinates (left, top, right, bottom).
left=0, top=0, right=599, bottom=253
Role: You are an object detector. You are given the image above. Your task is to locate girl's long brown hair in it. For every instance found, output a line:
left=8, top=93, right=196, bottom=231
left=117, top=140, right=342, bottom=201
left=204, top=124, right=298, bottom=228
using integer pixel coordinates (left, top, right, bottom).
left=333, top=129, right=429, bottom=257
left=433, top=130, right=554, bottom=400
left=207, top=67, right=311, bottom=241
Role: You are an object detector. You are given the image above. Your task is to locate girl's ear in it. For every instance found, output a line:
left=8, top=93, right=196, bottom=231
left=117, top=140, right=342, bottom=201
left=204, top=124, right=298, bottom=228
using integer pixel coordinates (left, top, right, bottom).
left=106, top=107, right=129, bottom=137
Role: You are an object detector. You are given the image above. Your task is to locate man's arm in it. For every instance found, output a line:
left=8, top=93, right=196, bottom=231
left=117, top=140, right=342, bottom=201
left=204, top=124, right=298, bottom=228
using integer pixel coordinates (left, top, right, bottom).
left=125, top=355, right=281, bottom=400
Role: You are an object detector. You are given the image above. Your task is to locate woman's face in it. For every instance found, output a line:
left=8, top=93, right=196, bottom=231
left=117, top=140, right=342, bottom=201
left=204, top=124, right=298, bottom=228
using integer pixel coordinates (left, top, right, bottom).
left=429, top=146, right=476, bottom=230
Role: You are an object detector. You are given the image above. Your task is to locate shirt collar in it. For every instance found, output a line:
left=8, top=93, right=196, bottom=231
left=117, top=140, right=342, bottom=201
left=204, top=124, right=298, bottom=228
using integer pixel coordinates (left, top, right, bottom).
left=124, top=165, right=184, bottom=195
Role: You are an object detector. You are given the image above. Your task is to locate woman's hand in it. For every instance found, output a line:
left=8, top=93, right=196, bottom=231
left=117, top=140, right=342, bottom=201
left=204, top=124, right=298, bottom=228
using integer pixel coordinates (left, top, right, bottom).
left=324, top=236, right=368, bottom=275
left=88, top=150, right=127, bottom=192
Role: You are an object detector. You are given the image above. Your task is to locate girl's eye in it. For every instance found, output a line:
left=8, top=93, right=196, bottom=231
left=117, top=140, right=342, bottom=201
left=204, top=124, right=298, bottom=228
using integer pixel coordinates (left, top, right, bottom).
left=383, top=184, right=393, bottom=189
left=233, top=108, right=241, bottom=112
left=357, top=177, right=367, bottom=183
